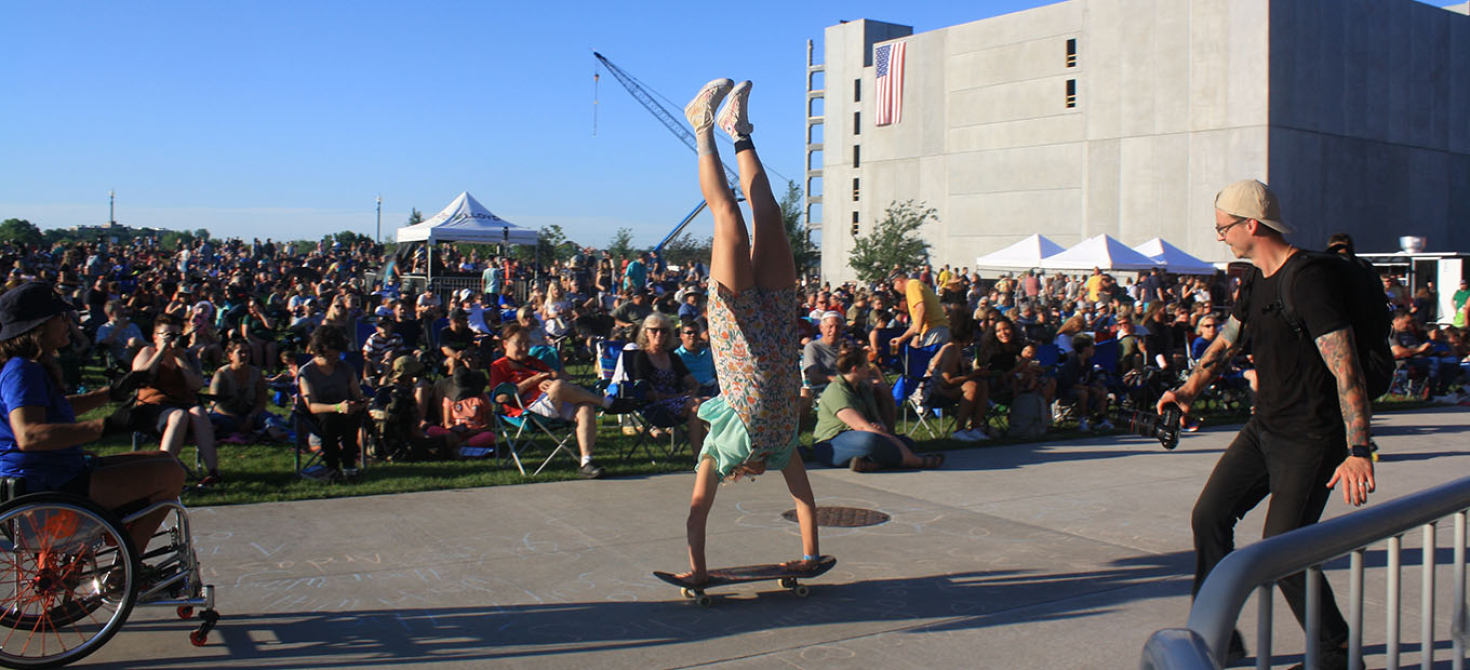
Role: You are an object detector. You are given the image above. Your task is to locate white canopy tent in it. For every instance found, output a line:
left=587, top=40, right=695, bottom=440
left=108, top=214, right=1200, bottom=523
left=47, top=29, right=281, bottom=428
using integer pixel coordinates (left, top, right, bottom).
left=1131, top=238, right=1218, bottom=275
left=1039, top=234, right=1163, bottom=271
left=396, top=191, right=538, bottom=246
left=973, top=234, right=1066, bottom=270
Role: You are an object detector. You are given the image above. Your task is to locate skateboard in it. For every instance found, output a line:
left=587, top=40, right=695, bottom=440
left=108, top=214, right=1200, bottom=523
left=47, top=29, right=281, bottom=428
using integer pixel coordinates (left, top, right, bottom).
left=653, top=555, right=837, bottom=607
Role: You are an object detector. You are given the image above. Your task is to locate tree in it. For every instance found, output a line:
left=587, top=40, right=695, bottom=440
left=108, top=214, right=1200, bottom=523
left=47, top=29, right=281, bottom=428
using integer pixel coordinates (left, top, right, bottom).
left=192, top=229, right=211, bottom=241
left=607, top=227, right=636, bottom=262
left=662, top=232, right=712, bottom=269
left=406, top=208, right=423, bottom=226
left=160, top=230, right=195, bottom=252
left=778, top=180, right=820, bottom=276
left=848, top=200, right=935, bottom=283
left=0, top=219, right=43, bottom=246
left=332, top=230, right=371, bottom=246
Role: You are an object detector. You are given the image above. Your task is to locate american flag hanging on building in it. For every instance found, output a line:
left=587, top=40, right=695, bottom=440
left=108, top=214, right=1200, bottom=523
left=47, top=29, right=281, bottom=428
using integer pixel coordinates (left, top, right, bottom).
left=875, top=41, right=906, bottom=126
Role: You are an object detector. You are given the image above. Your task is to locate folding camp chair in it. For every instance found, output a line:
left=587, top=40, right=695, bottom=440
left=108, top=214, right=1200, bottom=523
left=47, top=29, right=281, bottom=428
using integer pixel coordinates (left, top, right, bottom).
left=892, top=343, right=954, bottom=440
left=490, top=382, right=579, bottom=477
left=290, top=355, right=373, bottom=480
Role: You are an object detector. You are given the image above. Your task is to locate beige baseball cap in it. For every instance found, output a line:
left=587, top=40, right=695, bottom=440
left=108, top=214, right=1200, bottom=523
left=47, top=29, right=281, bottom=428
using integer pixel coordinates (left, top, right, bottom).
left=1215, top=179, right=1293, bottom=235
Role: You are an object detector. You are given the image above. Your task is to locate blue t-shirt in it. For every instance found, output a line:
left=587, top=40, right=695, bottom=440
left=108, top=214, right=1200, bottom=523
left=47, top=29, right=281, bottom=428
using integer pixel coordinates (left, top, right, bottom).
left=0, top=358, right=84, bottom=490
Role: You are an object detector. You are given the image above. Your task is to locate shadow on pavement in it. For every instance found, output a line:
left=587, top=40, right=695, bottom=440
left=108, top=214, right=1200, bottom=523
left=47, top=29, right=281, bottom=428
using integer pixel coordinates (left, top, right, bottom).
left=129, top=551, right=1193, bottom=669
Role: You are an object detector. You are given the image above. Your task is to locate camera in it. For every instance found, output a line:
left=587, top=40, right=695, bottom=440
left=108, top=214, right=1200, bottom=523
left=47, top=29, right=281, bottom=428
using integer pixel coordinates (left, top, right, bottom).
left=162, top=332, right=182, bottom=346
left=1113, top=403, right=1184, bottom=450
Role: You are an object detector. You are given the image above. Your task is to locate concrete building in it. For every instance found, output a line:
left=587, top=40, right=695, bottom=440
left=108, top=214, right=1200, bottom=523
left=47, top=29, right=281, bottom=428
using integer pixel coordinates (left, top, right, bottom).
left=808, top=0, right=1470, bottom=285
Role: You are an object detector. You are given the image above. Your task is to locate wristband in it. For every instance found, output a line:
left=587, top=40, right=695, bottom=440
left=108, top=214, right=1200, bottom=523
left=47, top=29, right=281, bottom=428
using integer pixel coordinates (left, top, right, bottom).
left=1349, top=444, right=1373, bottom=459
left=803, top=554, right=820, bottom=562
left=338, top=401, right=347, bottom=413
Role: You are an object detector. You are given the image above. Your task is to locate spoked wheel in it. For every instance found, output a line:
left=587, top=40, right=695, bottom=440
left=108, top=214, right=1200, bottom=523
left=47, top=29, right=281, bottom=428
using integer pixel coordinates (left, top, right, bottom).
left=0, top=494, right=139, bottom=669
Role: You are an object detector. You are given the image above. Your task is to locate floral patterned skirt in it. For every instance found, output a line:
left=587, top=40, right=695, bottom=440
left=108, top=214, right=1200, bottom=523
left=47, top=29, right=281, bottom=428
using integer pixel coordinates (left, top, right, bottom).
left=695, top=283, right=800, bottom=480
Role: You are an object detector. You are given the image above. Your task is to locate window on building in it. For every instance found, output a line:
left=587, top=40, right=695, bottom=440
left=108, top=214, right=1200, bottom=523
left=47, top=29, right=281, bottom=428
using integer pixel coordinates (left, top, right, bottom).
left=854, top=78, right=861, bottom=102
left=851, top=212, right=860, bottom=237
left=853, top=145, right=860, bottom=168
left=1065, top=79, right=1077, bottom=108
left=1066, top=39, right=1077, bottom=67
left=853, top=111, right=860, bottom=135
left=852, top=178, right=860, bottom=202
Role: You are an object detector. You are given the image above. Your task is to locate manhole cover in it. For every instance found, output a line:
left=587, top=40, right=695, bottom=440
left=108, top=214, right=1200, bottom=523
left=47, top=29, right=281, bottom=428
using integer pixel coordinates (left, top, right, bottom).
left=781, top=506, right=891, bottom=527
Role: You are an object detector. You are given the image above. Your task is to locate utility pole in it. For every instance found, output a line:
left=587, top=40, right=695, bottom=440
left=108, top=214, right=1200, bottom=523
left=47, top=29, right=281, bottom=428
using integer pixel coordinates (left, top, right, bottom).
left=376, top=195, right=382, bottom=243
left=108, top=190, right=115, bottom=225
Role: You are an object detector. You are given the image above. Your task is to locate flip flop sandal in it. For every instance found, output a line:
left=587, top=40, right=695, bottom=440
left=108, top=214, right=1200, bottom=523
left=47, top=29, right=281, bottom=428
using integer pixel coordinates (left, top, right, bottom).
left=920, top=453, right=946, bottom=469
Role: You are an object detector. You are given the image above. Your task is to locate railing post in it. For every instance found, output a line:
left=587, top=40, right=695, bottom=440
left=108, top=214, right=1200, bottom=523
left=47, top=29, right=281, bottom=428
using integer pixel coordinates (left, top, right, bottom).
left=1455, top=511, right=1467, bottom=670
left=1389, top=534, right=1402, bottom=670
left=1350, top=549, right=1364, bottom=670
left=1307, top=565, right=1322, bottom=669
left=1257, top=584, right=1273, bottom=670
left=1425, top=522, right=1438, bottom=670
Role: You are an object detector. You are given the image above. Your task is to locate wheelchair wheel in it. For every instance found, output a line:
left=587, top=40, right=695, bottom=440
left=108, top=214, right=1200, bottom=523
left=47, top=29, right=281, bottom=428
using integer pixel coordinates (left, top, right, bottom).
left=0, top=493, right=139, bottom=669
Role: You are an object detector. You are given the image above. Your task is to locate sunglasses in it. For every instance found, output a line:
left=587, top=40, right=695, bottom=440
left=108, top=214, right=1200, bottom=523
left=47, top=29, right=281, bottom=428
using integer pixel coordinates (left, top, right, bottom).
left=681, top=330, right=699, bottom=336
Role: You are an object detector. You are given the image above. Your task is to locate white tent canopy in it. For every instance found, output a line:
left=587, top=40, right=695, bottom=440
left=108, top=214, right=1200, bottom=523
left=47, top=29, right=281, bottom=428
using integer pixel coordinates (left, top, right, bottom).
left=973, top=234, right=1066, bottom=269
left=395, top=191, right=538, bottom=246
left=1131, top=238, right=1217, bottom=275
left=1040, top=234, right=1163, bottom=271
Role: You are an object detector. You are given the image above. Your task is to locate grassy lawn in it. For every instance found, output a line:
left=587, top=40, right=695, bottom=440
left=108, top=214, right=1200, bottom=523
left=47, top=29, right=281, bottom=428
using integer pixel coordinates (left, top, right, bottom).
left=71, top=361, right=1437, bottom=507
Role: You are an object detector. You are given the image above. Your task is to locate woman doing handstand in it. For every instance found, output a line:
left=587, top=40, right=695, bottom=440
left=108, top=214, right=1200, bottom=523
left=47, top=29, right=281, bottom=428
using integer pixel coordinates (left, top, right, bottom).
left=676, top=78, right=820, bottom=584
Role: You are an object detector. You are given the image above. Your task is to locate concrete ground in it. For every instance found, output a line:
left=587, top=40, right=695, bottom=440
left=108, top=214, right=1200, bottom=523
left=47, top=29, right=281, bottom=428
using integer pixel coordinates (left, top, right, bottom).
left=86, top=406, right=1470, bottom=669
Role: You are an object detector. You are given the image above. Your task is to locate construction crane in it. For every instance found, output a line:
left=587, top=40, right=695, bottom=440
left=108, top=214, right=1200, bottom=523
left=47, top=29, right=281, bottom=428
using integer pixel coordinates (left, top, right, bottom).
left=593, top=51, right=743, bottom=252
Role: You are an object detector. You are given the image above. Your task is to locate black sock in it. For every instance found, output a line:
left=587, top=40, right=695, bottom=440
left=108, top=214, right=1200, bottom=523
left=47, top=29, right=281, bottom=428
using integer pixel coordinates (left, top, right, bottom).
left=733, top=137, right=755, bottom=153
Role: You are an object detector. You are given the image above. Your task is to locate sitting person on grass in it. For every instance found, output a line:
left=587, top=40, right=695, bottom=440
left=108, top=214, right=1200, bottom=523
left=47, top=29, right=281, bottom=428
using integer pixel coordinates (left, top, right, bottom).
left=1057, top=333, right=1114, bottom=432
left=133, top=315, right=222, bottom=487
left=489, top=322, right=622, bottom=479
left=208, top=340, right=283, bottom=443
left=812, top=348, right=943, bottom=472
left=430, top=358, right=498, bottom=452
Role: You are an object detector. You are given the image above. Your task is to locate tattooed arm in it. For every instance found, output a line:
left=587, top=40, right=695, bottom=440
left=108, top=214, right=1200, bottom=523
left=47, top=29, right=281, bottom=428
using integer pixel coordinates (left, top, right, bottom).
left=1317, top=326, right=1376, bottom=505
left=1158, top=316, right=1244, bottom=416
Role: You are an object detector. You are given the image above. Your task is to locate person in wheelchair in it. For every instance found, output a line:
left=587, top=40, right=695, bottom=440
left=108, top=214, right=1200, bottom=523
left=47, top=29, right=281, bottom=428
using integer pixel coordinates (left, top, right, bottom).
left=133, top=315, right=223, bottom=487
left=0, top=282, right=185, bottom=553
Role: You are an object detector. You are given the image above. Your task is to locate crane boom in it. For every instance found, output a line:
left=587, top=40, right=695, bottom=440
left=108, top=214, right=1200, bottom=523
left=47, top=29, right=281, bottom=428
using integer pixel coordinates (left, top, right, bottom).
left=593, top=51, right=743, bottom=251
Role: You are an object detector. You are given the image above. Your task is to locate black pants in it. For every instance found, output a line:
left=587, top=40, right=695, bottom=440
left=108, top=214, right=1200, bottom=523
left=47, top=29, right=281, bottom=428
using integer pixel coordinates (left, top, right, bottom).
left=1191, top=417, right=1349, bottom=647
left=317, top=412, right=361, bottom=471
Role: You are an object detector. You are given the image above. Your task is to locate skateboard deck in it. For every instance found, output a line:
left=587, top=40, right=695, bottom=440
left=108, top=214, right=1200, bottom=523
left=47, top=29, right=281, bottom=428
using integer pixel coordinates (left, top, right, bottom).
left=653, top=555, right=837, bottom=606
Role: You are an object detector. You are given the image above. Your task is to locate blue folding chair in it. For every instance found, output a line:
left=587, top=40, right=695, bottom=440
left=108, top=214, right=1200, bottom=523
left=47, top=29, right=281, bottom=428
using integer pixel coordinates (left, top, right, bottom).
left=893, top=343, right=952, bottom=440
left=490, top=382, right=578, bottom=477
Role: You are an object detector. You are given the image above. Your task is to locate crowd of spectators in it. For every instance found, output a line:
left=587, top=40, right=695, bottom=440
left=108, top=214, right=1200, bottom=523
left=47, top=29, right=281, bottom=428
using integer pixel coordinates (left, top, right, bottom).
left=4, top=232, right=1467, bottom=485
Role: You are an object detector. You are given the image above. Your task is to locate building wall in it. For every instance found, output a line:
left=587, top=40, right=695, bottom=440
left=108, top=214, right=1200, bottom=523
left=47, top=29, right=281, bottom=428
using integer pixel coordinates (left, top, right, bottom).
left=818, top=0, right=1469, bottom=285
left=1267, top=0, right=1470, bottom=253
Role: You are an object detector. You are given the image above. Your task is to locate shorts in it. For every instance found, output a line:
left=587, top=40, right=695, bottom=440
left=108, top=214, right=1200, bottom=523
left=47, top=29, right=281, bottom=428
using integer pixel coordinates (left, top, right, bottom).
left=917, top=325, right=951, bottom=348
left=133, top=403, right=191, bottom=435
left=526, top=394, right=578, bottom=422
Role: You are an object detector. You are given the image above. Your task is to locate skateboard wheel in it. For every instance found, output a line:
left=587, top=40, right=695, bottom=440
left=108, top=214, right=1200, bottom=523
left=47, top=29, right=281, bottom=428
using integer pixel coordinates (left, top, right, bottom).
left=793, top=585, right=810, bottom=597
left=680, top=588, right=694, bottom=599
left=177, top=606, right=194, bottom=620
left=779, top=578, right=796, bottom=589
left=696, top=595, right=712, bottom=608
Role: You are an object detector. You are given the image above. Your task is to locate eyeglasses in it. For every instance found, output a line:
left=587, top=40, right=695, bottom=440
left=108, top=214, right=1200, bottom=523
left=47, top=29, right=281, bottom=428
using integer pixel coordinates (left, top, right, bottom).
left=681, top=330, right=699, bottom=336
left=1215, top=217, right=1247, bottom=236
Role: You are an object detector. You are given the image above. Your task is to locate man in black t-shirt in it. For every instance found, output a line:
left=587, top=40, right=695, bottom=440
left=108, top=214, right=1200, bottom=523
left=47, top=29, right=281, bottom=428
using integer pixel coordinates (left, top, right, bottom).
left=1158, top=180, right=1375, bottom=670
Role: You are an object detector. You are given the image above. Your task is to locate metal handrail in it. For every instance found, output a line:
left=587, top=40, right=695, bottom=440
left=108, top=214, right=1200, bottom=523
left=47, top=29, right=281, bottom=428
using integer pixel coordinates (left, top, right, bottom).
left=1145, top=475, right=1470, bottom=668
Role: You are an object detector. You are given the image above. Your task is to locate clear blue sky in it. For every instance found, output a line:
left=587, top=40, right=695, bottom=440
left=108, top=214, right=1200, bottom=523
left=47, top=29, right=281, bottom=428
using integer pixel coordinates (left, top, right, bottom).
left=2, top=1, right=1460, bottom=248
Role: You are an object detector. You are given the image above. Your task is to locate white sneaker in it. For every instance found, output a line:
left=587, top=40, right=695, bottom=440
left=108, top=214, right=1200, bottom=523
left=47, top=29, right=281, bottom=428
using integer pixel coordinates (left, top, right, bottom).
left=1094, top=419, right=1115, bottom=431
left=1433, top=393, right=1462, bottom=405
left=1077, top=418, right=1091, bottom=432
left=717, top=80, right=754, bottom=139
left=685, top=78, right=734, bottom=131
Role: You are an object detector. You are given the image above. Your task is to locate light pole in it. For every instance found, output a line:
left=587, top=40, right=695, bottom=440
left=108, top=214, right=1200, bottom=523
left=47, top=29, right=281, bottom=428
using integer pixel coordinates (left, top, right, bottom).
left=108, top=190, right=115, bottom=225
left=375, top=195, right=382, bottom=243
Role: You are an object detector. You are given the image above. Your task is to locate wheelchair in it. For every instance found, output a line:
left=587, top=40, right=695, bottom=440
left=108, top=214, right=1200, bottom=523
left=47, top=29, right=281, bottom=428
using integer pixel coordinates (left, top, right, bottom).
left=0, top=478, right=218, bottom=668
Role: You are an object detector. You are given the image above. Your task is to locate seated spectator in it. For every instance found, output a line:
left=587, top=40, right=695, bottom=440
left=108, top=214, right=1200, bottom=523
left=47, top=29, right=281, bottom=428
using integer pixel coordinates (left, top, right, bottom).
left=298, top=326, right=367, bottom=483
left=490, top=322, right=613, bottom=479
left=611, top=288, right=653, bottom=342
left=1190, top=316, right=1220, bottom=363
left=430, top=361, right=498, bottom=451
left=371, top=355, right=458, bottom=461
left=675, top=321, right=718, bottom=396
left=1391, top=309, right=1461, bottom=399
left=239, top=295, right=278, bottom=371
left=1115, top=315, right=1147, bottom=375
left=133, top=315, right=222, bottom=487
left=1011, top=341, right=1055, bottom=403
left=678, top=289, right=704, bottom=325
left=440, top=307, right=491, bottom=373
left=209, top=340, right=284, bottom=442
left=1057, top=334, right=1113, bottom=432
left=1053, top=314, right=1087, bottom=358
left=928, top=313, right=990, bottom=442
left=624, top=313, right=706, bottom=450
left=517, top=305, right=550, bottom=347
left=800, top=311, right=847, bottom=416
left=95, top=299, right=145, bottom=370
left=362, top=316, right=404, bottom=383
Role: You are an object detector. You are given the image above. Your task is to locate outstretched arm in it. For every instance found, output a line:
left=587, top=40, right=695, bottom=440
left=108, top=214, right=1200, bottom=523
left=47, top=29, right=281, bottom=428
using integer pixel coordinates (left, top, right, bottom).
left=1317, top=326, right=1375, bottom=506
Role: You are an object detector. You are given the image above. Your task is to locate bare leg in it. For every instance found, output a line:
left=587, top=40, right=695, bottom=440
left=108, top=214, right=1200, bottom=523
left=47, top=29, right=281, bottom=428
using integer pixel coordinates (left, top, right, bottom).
left=685, top=399, right=706, bottom=450
left=574, top=404, right=596, bottom=459
left=187, top=406, right=219, bottom=474
left=157, top=409, right=188, bottom=456
left=703, top=152, right=754, bottom=294
left=678, top=457, right=722, bottom=582
left=89, top=451, right=186, bottom=552
left=780, top=456, right=820, bottom=560
left=737, top=146, right=796, bottom=290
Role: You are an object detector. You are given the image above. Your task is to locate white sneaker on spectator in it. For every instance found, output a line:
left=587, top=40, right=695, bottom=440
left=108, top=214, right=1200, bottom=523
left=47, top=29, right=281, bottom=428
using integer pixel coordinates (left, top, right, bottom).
left=952, top=429, right=986, bottom=442
left=1094, top=419, right=1115, bottom=432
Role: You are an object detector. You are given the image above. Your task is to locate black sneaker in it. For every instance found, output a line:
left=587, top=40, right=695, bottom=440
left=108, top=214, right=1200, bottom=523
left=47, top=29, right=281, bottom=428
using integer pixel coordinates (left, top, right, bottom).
left=578, top=462, right=605, bottom=479
left=342, top=467, right=361, bottom=483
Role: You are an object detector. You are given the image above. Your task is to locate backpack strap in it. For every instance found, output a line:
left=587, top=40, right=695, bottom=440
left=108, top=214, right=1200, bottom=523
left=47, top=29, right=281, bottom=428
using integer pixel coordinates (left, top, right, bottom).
left=1272, top=249, right=1321, bottom=339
